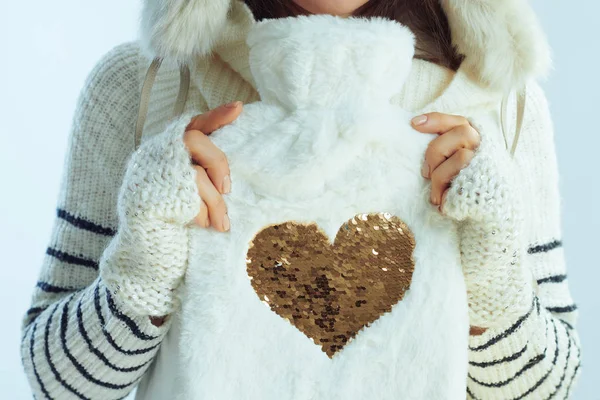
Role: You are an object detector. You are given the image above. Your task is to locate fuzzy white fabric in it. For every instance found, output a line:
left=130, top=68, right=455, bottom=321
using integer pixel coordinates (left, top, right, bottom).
left=440, top=0, right=551, bottom=90
left=138, top=0, right=551, bottom=92
left=167, top=15, right=472, bottom=400
left=139, top=0, right=232, bottom=65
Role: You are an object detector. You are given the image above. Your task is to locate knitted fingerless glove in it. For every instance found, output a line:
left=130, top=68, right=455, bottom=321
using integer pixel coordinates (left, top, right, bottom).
left=441, top=119, right=534, bottom=329
left=100, top=111, right=201, bottom=317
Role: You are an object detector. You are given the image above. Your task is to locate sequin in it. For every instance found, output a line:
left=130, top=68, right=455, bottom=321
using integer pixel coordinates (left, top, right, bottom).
left=246, top=212, right=416, bottom=358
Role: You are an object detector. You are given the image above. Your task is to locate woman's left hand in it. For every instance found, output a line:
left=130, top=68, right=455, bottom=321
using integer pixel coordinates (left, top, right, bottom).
left=411, top=111, right=534, bottom=330
left=410, top=112, right=481, bottom=213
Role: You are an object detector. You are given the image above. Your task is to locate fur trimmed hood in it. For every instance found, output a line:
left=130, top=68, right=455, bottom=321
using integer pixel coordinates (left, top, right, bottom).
left=139, top=0, right=551, bottom=92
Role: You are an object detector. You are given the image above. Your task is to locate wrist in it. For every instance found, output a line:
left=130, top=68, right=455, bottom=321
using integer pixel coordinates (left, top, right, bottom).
left=99, top=223, right=189, bottom=317
left=470, top=326, right=487, bottom=336
left=150, top=315, right=169, bottom=327
left=466, top=273, right=535, bottom=329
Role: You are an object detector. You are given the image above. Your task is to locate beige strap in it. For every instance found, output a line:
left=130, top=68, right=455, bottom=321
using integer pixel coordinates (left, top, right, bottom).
left=174, top=63, right=191, bottom=118
left=134, top=57, right=191, bottom=151
left=500, top=85, right=527, bottom=157
left=134, top=57, right=162, bottom=150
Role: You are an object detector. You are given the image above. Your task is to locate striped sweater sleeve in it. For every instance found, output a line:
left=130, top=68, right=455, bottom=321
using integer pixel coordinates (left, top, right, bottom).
left=465, top=82, right=582, bottom=399
left=19, top=41, right=187, bottom=399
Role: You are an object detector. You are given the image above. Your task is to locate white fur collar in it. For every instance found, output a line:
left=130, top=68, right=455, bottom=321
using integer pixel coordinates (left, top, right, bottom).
left=139, top=0, right=551, bottom=92
left=247, top=15, right=415, bottom=109
left=218, top=15, right=418, bottom=199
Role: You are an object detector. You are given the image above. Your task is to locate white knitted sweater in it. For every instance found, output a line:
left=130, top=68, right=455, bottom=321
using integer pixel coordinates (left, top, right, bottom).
left=20, top=8, right=581, bottom=400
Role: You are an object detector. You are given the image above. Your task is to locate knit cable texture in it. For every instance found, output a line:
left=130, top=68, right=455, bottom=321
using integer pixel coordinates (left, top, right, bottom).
left=100, top=110, right=201, bottom=317
left=442, top=119, right=534, bottom=328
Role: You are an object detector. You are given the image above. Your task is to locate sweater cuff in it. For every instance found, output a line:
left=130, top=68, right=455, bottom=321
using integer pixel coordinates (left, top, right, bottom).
left=101, top=110, right=201, bottom=317
left=99, top=220, right=191, bottom=317
left=441, top=117, right=520, bottom=224
left=117, top=110, right=202, bottom=227
left=441, top=117, right=533, bottom=328
left=101, top=277, right=174, bottom=337
left=469, top=296, right=545, bottom=354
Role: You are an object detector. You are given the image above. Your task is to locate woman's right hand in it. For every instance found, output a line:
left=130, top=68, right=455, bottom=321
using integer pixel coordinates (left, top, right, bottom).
left=100, top=101, right=244, bottom=318
left=183, top=101, right=244, bottom=231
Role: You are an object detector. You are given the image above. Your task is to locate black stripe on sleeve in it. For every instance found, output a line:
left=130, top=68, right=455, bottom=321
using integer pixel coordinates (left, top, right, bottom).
left=46, top=247, right=99, bottom=270
left=104, top=289, right=160, bottom=341
left=469, top=354, right=546, bottom=388
left=37, top=281, right=77, bottom=294
left=466, top=387, right=476, bottom=400
left=27, top=306, right=48, bottom=319
left=558, top=319, right=574, bottom=331
left=24, top=306, right=49, bottom=329
left=511, top=318, right=561, bottom=400
left=528, top=240, right=562, bottom=254
left=77, top=297, right=150, bottom=373
left=44, top=303, right=91, bottom=400
left=565, top=341, right=582, bottom=398
left=541, top=331, right=573, bottom=400
left=57, top=208, right=116, bottom=237
left=536, top=275, right=567, bottom=285
left=547, top=304, right=578, bottom=313
left=29, top=322, right=53, bottom=400
left=27, top=307, right=47, bottom=316
left=466, top=317, right=560, bottom=400
left=469, top=344, right=528, bottom=368
left=60, top=298, right=138, bottom=391
left=93, top=284, right=160, bottom=356
left=469, top=297, right=536, bottom=352
left=468, top=316, right=550, bottom=388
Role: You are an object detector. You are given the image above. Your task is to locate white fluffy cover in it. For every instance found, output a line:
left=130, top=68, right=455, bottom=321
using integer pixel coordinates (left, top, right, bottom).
left=139, top=0, right=232, bottom=65
left=173, top=15, right=470, bottom=400
left=440, top=0, right=552, bottom=91
left=138, top=0, right=551, bottom=91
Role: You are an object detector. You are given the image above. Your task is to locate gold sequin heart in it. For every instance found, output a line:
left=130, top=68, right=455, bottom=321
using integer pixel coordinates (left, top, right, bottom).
left=246, top=212, right=416, bottom=358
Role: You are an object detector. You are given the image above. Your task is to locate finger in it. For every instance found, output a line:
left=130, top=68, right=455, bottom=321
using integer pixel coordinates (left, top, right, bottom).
left=411, top=112, right=470, bottom=134
left=185, top=101, right=243, bottom=134
left=193, top=199, right=210, bottom=228
left=184, top=131, right=231, bottom=194
left=429, top=148, right=474, bottom=206
left=191, top=169, right=210, bottom=227
left=439, top=188, right=450, bottom=215
left=194, top=165, right=229, bottom=232
left=422, top=125, right=480, bottom=178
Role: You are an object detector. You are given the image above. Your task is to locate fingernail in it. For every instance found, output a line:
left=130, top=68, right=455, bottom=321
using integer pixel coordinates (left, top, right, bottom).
left=421, top=162, right=429, bottom=179
left=224, top=101, right=242, bottom=109
left=431, top=195, right=439, bottom=205
left=223, top=214, right=230, bottom=231
left=222, top=175, right=231, bottom=194
left=412, top=115, right=428, bottom=126
left=204, top=216, right=210, bottom=228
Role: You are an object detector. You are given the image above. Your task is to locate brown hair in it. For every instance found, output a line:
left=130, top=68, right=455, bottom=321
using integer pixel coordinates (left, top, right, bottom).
left=242, top=0, right=464, bottom=71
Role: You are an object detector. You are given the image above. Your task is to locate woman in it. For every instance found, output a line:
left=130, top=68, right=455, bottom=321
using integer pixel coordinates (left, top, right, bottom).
left=20, top=0, right=581, bottom=399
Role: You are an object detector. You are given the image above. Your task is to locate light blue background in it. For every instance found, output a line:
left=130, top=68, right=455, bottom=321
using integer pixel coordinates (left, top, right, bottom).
left=0, top=1, right=597, bottom=399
